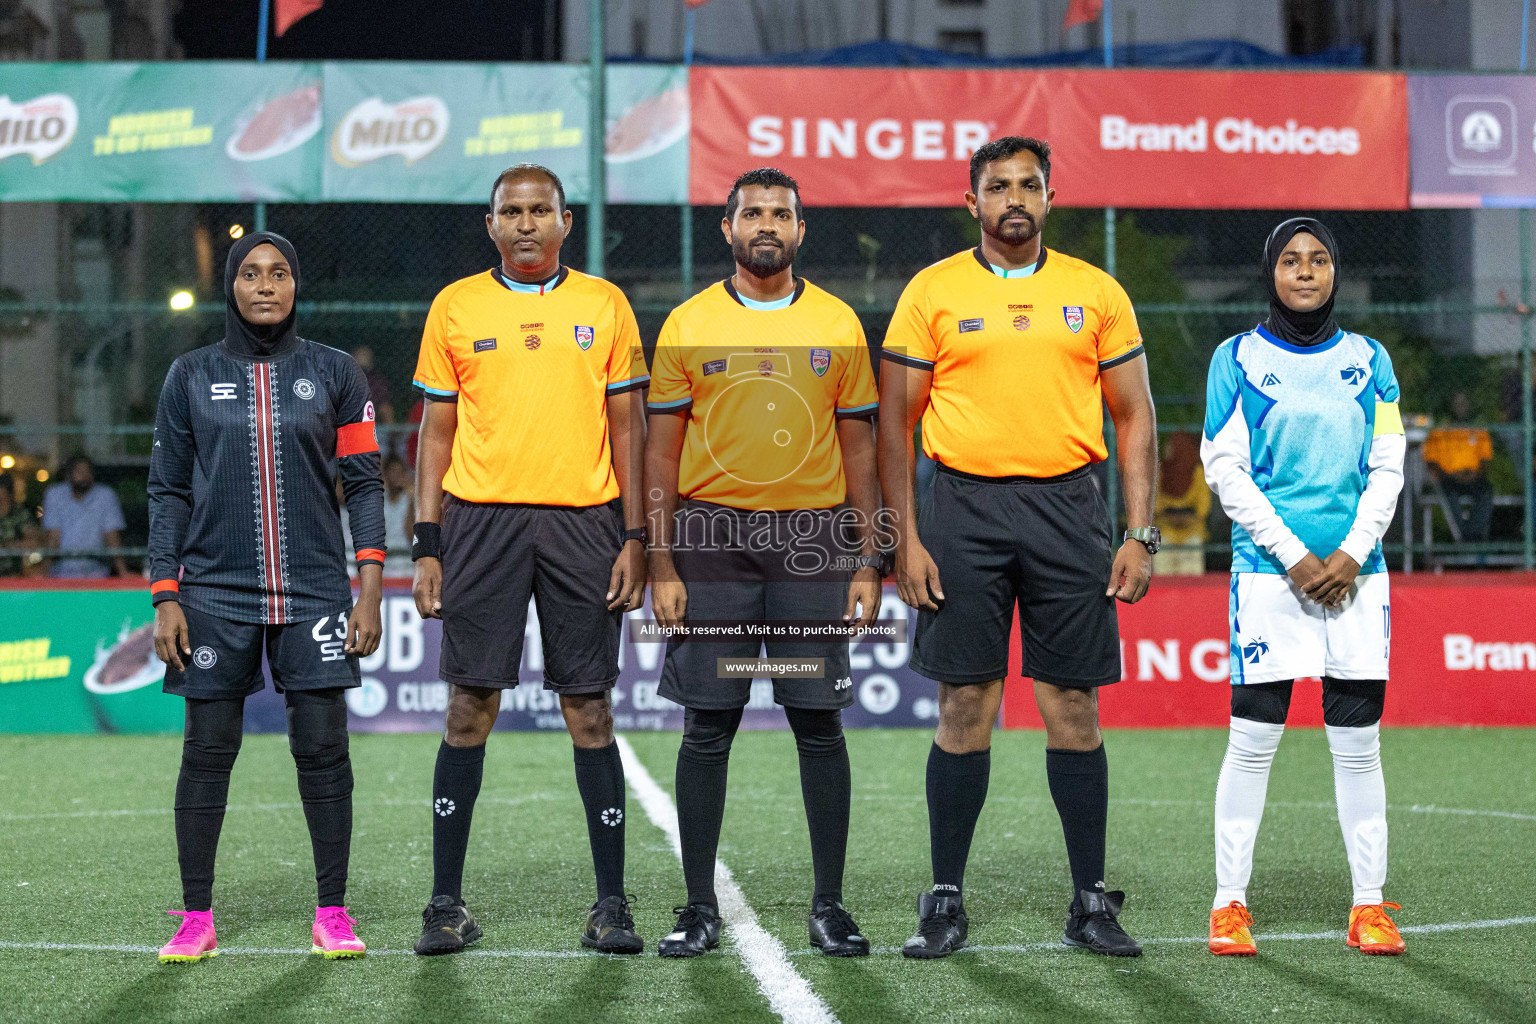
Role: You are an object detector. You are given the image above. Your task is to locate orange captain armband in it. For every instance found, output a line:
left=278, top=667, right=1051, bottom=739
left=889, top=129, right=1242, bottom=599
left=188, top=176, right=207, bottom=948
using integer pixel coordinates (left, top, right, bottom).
left=337, top=420, right=379, bottom=457
left=355, top=549, right=386, bottom=565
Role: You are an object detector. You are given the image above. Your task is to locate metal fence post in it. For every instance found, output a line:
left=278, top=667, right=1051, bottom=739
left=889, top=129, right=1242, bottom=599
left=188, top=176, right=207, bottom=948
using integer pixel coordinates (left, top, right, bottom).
left=587, top=0, right=606, bottom=279
left=1522, top=207, right=1534, bottom=570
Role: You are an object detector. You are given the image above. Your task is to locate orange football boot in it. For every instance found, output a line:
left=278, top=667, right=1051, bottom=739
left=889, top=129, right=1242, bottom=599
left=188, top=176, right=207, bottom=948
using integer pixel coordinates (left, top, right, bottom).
left=1209, top=901, right=1257, bottom=956
left=1347, top=902, right=1406, bottom=955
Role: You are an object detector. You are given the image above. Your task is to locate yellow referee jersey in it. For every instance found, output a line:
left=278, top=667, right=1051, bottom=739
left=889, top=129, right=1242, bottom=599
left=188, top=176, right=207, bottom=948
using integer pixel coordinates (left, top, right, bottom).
left=648, top=278, right=878, bottom=511
left=413, top=266, right=649, bottom=506
left=882, top=246, right=1143, bottom=478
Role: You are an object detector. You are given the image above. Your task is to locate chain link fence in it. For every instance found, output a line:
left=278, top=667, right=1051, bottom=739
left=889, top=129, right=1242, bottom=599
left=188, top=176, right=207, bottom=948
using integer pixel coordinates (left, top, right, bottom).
left=1, top=200, right=1531, bottom=574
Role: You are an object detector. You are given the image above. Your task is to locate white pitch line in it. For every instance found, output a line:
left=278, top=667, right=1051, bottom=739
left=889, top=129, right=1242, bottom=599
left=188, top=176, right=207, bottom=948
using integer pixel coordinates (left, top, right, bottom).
left=615, top=735, right=838, bottom=1024
left=5, top=915, right=1534, bottom=961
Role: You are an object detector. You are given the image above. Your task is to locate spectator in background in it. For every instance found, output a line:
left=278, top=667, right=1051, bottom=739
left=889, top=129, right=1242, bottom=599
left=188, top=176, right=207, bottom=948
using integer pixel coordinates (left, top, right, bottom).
left=44, top=454, right=127, bottom=578
left=352, top=345, right=396, bottom=425
left=0, top=472, right=39, bottom=577
left=1154, top=431, right=1209, bottom=575
left=1423, top=390, right=1494, bottom=543
left=382, top=455, right=414, bottom=577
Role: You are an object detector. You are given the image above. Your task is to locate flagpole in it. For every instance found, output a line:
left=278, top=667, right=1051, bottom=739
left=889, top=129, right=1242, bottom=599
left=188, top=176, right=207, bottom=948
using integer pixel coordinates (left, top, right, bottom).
left=587, top=0, right=607, bottom=278
left=680, top=8, right=695, bottom=300
left=254, top=0, right=270, bottom=232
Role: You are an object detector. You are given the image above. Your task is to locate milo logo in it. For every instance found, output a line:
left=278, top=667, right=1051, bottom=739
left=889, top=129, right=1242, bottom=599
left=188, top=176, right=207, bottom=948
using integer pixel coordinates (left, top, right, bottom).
left=331, top=95, right=448, bottom=166
left=0, top=93, right=79, bottom=165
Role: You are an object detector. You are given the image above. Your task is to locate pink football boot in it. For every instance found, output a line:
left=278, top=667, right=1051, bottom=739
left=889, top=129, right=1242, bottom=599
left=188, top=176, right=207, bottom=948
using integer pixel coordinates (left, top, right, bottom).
left=312, top=906, right=367, bottom=959
left=158, top=910, right=218, bottom=964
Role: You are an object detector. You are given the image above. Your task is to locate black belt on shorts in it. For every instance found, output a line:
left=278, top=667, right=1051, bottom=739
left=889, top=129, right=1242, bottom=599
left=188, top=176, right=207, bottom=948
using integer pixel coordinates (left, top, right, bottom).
left=934, top=461, right=1093, bottom=486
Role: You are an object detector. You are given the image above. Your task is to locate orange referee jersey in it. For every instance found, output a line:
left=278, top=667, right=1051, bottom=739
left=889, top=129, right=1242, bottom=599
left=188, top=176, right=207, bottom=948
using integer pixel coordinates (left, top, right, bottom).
left=648, top=278, right=878, bottom=511
left=413, top=266, right=649, bottom=506
left=882, top=246, right=1143, bottom=478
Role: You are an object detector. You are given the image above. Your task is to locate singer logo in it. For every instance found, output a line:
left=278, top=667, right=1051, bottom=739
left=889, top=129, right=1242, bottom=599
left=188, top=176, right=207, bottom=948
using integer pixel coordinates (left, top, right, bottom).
left=0, top=93, right=79, bottom=165
left=1100, top=115, right=1360, bottom=156
left=746, top=116, right=991, bottom=162
left=331, top=96, right=449, bottom=166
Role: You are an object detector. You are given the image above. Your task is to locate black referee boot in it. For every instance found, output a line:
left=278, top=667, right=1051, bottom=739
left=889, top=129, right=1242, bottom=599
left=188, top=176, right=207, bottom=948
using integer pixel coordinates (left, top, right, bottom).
left=901, top=892, right=968, bottom=959
left=657, top=903, right=721, bottom=958
left=809, top=899, right=870, bottom=957
left=582, top=894, right=644, bottom=954
left=414, top=895, right=483, bottom=955
left=1063, top=889, right=1142, bottom=957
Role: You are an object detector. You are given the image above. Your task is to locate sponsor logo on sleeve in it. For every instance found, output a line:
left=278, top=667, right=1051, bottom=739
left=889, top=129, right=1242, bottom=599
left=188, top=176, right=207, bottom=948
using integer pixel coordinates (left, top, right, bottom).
left=810, top=348, right=831, bottom=376
left=362, top=401, right=375, bottom=422
left=958, top=318, right=985, bottom=333
left=575, top=325, right=595, bottom=350
left=1063, top=306, right=1085, bottom=333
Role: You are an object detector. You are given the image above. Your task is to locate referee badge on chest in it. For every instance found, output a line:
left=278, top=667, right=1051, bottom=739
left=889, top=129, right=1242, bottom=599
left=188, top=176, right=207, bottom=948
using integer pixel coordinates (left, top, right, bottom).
left=810, top=348, right=831, bottom=377
left=1063, top=306, right=1085, bottom=333
left=575, top=325, right=595, bottom=350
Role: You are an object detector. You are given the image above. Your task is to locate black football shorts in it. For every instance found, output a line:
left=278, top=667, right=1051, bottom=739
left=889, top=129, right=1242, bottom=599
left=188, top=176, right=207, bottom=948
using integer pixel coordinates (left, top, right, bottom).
left=438, top=496, right=623, bottom=694
left=909, top=463, right=1121, bottom=689
left=658, top=501, right=854, bottom=711
left=162, top=602, right=361, bottom=699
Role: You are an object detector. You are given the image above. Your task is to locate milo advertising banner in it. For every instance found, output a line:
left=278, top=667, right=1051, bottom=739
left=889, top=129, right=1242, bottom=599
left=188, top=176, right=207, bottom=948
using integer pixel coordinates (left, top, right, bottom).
left=0, top=62, right=688, bottom=204
left=0, top=585, right=935, bottom=735
left=0, top=62, right=322, bottom=202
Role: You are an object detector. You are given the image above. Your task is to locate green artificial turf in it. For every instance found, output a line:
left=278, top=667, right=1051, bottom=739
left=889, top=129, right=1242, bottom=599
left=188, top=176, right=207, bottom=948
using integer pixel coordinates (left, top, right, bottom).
left=1, top=728, right=1532, bottom=1024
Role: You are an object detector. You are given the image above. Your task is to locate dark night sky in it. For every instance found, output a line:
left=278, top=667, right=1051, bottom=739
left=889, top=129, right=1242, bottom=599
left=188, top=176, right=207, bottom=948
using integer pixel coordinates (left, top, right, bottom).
left=174, top=0, right=561, bottom=61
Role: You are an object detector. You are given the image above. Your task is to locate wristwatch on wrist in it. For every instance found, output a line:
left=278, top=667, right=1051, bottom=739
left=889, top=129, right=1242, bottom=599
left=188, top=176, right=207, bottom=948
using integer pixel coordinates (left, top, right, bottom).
left=620, top=526, right=648, bottom=546
left=851, top=554, right=883, bottom=574
left=1124, top=526, right=1162, bottom=554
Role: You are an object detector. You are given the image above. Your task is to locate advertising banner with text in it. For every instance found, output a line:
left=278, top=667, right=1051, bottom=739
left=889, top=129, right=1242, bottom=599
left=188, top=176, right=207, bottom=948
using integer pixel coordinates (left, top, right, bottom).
left=1408, top=74, right=1536, bottom=208
left=689, top=66, right=1408, bottom=209
left=0, top=62, right=688, bottom=203
left=3, top=576, right=1530, bottom=734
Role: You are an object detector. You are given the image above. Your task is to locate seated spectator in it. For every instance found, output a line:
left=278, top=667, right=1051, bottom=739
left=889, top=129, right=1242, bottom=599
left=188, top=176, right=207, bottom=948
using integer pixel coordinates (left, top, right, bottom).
left=352, top=345, right=397, bottom=425
left=382, top=455, right=415, bottom=578
left=1154, top=431, right=1209, bottom=575
left=43, top=455, right=127, bottom=578
left=0, top=472, right=39, bottom=577
left=1423, top=390, right=1494, bottom=543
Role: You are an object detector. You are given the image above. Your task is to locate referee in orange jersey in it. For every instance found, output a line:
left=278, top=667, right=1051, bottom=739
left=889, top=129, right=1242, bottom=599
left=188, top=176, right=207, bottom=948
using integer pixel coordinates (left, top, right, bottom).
left=409, top=164, right=650, bottom=956
left=880, top=137, right=1159, bottom=959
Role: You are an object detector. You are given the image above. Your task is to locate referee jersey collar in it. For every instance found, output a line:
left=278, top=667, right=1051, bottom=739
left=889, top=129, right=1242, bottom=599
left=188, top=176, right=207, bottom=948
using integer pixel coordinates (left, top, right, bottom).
left=972, top=245, right=1048, bottom=278
left=493, top=265, right=569, bottom=295
left=723, top=276, right=806, bottom=310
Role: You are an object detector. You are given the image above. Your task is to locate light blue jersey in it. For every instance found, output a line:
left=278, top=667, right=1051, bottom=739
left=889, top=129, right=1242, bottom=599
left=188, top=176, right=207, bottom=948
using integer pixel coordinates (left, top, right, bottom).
left=1202, top=324, right=1400, bottom=575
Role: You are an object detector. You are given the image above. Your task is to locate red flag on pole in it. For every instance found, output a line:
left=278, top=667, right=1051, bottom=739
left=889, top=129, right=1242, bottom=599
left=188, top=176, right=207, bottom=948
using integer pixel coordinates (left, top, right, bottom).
left=1062, top=0, right=1103, bottom=30
left=684, top=0, right=713, bottom=8
left=275, top=0, right=323, bottom=37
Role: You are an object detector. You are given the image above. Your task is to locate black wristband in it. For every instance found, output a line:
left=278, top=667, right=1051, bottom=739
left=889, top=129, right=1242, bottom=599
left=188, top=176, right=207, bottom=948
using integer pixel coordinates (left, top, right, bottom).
left=411, top=521, right=442, bottom=561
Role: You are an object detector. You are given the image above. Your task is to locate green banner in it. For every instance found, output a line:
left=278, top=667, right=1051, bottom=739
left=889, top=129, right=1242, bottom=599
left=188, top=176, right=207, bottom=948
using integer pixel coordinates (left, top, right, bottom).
left=0, top=590, right=181, bottom=734
left=0, top=61, right=686, bottom=204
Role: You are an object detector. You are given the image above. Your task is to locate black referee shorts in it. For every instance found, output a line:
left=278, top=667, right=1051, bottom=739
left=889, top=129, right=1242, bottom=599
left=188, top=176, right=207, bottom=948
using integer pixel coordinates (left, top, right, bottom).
left=439, top=495, right=623, bottom=694
left=909, top=463, right=1121, bottom=689
left=162, top=602, right=361, bottom=699
left=658, top=501, right=853, bottom=711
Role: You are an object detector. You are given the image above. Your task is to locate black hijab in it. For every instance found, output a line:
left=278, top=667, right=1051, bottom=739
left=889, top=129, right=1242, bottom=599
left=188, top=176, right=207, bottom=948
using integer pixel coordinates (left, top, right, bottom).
left=222, top=231, right=301, bottom=360
left=1261, top=216, right=1339, bottom=347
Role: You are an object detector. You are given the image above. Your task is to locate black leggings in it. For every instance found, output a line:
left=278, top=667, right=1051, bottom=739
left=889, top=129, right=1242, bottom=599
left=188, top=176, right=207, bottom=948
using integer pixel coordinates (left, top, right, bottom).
left=1230, top=678, right=1386, bottom=728
left=175, top=689, right=353, bottom=911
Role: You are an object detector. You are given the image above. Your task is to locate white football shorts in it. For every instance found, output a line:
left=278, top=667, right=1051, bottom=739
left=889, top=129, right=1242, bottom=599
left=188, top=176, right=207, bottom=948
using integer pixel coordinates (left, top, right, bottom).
left=1227, top=570, right=1390, bottom=685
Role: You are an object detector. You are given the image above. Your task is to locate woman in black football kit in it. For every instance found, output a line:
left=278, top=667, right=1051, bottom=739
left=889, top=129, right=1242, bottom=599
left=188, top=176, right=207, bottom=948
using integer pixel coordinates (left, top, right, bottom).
left=147, top=232, right=385, bottom=963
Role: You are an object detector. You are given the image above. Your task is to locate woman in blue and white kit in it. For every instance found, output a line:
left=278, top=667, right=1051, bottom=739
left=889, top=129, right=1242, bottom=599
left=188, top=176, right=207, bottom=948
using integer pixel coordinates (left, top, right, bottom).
left=1200, top=218, right=1408, bottom=957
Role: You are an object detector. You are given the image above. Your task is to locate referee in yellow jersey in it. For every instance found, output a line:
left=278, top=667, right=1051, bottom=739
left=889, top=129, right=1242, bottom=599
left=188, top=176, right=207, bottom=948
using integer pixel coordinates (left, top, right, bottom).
left=409, top=164, right=650, bottom=956
left=645, top=169, right=881, bottom=959
left=880, top=138, right=1159, bottom=959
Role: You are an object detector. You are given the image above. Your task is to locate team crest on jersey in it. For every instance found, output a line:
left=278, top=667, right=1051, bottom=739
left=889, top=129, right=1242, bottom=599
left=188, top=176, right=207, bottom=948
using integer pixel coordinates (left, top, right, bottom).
left=293, top=378, right=316, bottom=400
left=1340, top=364, right=1367, bottom=385
left=810, top=348, right=831, bottom=377
left=1063, top=306, right=1085, bottom=333
left=524, top=334, right=541, bottom=350
left=575, top=325, right=594, bottom=350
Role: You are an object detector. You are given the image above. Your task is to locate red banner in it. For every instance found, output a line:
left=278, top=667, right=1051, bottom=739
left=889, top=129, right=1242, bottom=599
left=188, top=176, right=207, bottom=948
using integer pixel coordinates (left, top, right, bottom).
left=690, top=67, right=1408, bottom=209
left=1001, top=574, right=1536, bottom=729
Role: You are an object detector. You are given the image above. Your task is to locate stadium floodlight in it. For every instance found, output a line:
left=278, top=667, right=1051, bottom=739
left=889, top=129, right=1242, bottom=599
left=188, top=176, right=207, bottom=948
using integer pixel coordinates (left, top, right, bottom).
left=169, top=290, right=195, bottom=311
left=0, top=455, right=13, bottom=469
left=35, top=469, right=48, bottom=482
left=229, top=224, right=244, bottom=239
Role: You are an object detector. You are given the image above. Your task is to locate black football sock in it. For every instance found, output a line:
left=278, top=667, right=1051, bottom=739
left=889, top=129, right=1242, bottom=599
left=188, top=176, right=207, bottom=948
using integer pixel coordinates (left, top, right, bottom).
left=286, top=689, right=353, bottom=908
left=785, top=707, right=850, bottom=907
left=573, top=742, right=627, bottom=901
left=1045, top=744, right=1109, bottom=898
left=927, top=743, right=991, bottom=899
left=675, top=707, right=742, bottom=910
left=431, top=739, right=485, bottom=901
left=174, top=697, right=245, bottom=912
